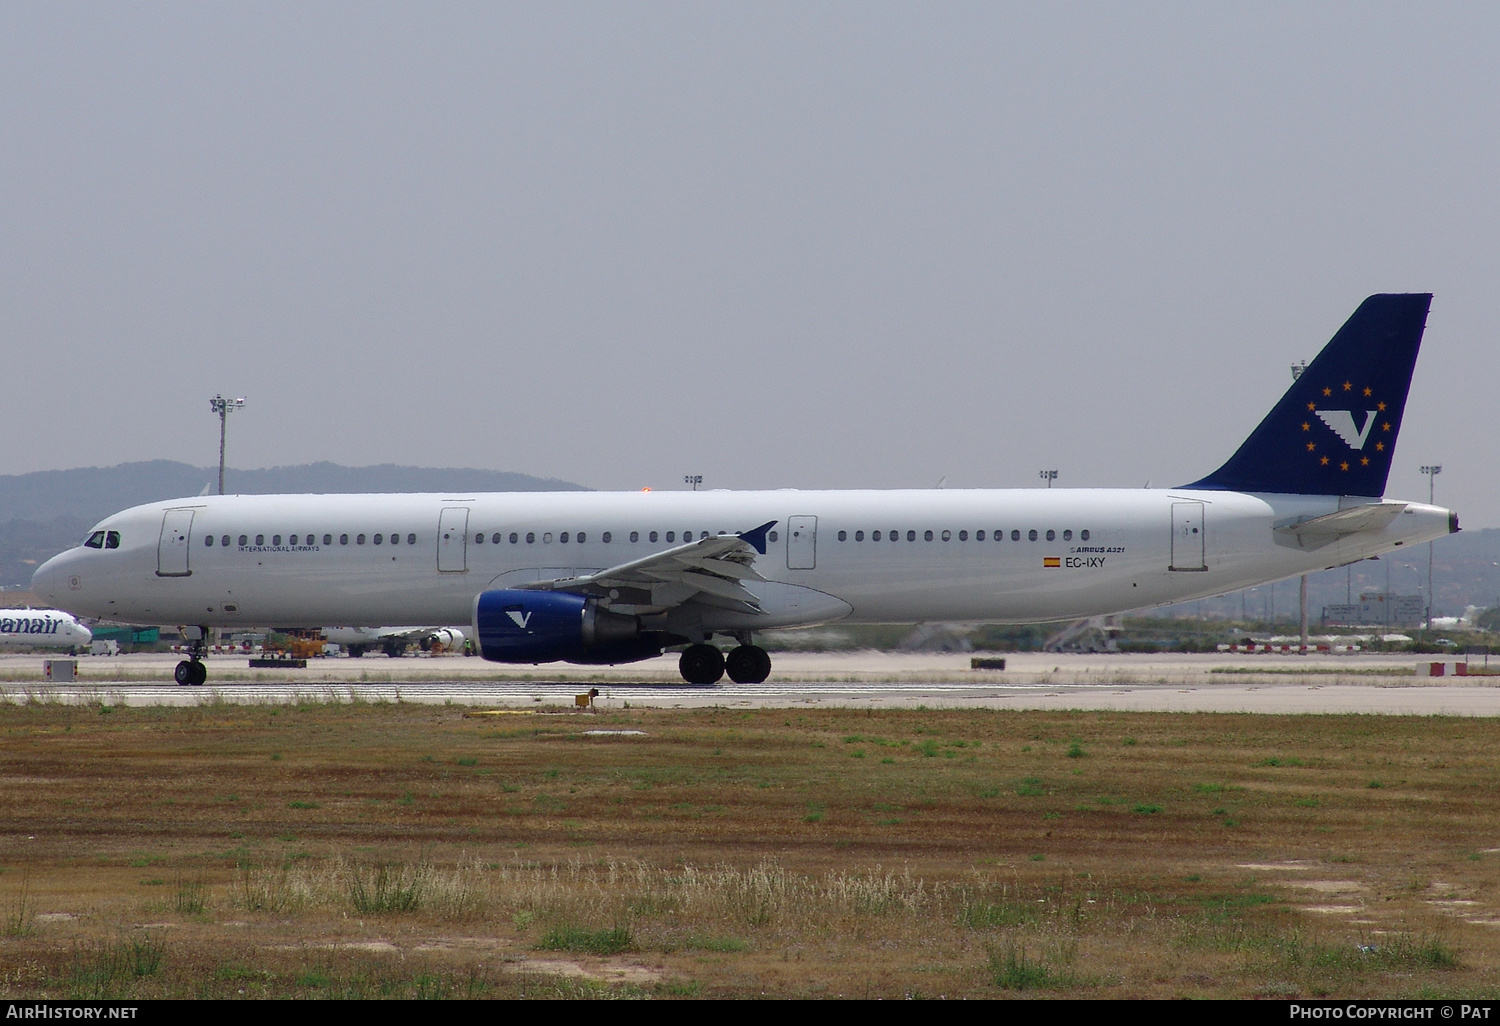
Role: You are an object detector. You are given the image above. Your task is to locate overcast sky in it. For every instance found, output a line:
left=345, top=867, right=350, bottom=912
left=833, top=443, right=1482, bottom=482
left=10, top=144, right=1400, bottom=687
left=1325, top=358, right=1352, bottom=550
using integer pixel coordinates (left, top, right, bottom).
left=3, top=3, right=1496, bottom=523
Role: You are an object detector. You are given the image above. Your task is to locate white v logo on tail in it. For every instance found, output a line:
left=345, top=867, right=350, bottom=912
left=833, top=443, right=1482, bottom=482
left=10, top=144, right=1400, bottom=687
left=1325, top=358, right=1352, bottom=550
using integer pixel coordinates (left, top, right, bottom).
left=506, top=610, right=531, bottom=629
left=1316, top=410, right=1378, bottom=449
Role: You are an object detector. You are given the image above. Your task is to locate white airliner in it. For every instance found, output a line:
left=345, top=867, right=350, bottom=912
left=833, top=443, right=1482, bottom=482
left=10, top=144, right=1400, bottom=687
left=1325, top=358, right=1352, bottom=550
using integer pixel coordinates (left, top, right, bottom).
left=0, top=608, right=92, bottom=653
left=32, top=295, right=1457, bottom=686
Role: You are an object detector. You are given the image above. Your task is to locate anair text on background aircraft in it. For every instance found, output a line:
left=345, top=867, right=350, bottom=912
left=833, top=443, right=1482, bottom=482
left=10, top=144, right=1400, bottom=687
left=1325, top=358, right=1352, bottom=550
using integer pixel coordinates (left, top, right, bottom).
left=32, top=295, right=1457, bottom=686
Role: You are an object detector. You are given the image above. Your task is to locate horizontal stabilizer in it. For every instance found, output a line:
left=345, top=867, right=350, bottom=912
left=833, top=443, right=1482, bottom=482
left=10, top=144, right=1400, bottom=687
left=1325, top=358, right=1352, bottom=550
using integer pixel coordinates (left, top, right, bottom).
left=1273, top=502, right=1407, bottom=550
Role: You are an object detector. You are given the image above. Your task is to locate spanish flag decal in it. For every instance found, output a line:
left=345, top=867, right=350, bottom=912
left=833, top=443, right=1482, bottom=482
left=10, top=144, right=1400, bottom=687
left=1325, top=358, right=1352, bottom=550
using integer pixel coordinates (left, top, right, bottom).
left=1043, top=557, right=1061, bottom=568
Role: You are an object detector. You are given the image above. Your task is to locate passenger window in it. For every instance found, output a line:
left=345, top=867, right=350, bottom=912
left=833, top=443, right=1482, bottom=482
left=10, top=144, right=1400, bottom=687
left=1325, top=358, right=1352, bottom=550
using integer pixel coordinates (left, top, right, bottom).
left=356, top=534, right=366, bottom=545
left=374, top=534, right=383, bottom=545
left=84, top=531, right=105, bottom=549
left=603, top=532, right=612, bottom=543
left=105, top=531, right=121, bottom=549
left=473, top=533, right=483, bottom=544
left=340, top=534, right=348, bottom=545
left=492, top=533, right=501, bottom=544
left=406, top=533, right=415, bottom=545
left=648, top=531, right=657, bottom=542
left=1046, top=529, right=1055, bottom=541
left=323, top=534, right=332, bottom=545
left=526, top=532, right=535, bottom=544
left=1028, top=530, right=1038, bottom=541
left=976, top=530, right=985, bottom=541
left=629, top=531, right=639, bottom=542
left=769, top=531, right=779, bottom=542
left=872, top=531, right=881, bottom=541
left=907, top=530, right=916, bottom=542
left=204, top=535, right=213, bottom=546
left=241, top=535, right=250, bottom=546
left=388, top=533, right=398, bottom=545
left=958, top=530, right=967, bottom=541
left=838, top=530, right=847, bottom=541
left=1011, top=530, right=1021, bottom=541
left=665, top=531, right=675, bottom=542
left=543, top=532, right=553, bottom=543
left=1063, top=529, right=1072, bottom=541
left=941, top=530, right=951, bottom=541
left=924, top=530, right=934, bottom=541
left=222, top=535, right=231, bottom=547
left=855, top=530, right=864, bottom=541
left=256, top=535, right=265, bottom=546
left=1081, top=529, right=1090, bottom=541
left=577, top=532, right=587, bottom=543
left=273, top=535, right=282, bottom=546
left=560, top=532, right=569, bottom=543
left=289, top=535, right=297, bottom=546
left=698, top=531, right=707, bottom=540
left=509, top=532, right=518, bottom=543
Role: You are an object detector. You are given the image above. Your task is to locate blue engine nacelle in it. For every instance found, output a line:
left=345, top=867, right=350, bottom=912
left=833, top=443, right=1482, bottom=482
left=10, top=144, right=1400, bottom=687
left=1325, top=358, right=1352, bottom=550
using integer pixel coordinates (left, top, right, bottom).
left=472, top=589, right=664, bottom=665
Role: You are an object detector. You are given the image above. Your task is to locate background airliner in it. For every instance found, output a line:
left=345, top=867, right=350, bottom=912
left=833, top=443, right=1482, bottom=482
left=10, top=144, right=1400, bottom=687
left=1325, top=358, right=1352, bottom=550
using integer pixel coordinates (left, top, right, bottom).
left=0, top=608, right=92, bottom=653
left=32, top=295, right=1456, bottom=686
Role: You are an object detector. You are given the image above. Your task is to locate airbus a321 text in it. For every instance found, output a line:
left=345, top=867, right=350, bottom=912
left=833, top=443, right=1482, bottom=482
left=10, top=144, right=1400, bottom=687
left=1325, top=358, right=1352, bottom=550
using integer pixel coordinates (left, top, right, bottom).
left=32, top=295, right=1457, bottom=686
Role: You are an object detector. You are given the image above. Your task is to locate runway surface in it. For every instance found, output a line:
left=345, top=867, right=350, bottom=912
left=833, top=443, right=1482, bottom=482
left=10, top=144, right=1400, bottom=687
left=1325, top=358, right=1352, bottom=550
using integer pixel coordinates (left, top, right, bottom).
left=3, top=651, right=1498, bottom=715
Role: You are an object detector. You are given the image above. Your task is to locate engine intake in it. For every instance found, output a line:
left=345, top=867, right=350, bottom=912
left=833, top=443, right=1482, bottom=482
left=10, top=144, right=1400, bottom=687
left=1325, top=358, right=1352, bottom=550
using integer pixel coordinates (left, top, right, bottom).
left=472, top=589, right=662, bottom=664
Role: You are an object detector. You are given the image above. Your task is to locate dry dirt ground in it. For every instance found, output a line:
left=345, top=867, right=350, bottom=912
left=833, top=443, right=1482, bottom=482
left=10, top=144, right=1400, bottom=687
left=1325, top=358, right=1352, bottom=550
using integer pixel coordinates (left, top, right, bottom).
left=1, top=699, right=1498, bottom=999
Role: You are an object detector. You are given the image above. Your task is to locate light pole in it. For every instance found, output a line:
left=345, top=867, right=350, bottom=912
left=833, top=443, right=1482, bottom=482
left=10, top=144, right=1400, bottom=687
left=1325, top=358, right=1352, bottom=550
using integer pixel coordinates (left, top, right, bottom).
left=1420, top=465, right=1442, bottom=630
left=1039, top=470, right=1057, bottom=488
left=210, top=396, right=246, bottom=495
left=684, top=475, right=702, bottom=491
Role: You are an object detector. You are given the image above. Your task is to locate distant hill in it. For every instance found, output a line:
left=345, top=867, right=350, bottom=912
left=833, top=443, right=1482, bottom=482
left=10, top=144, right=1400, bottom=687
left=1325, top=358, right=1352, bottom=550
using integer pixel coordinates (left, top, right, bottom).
left=0, top=461, right=586, bottom=588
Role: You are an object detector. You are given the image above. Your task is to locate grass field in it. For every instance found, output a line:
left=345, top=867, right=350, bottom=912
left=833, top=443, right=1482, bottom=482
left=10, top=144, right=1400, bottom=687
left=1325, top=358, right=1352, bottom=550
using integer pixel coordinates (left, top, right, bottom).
left=1, top=698, right=1497, bottom=999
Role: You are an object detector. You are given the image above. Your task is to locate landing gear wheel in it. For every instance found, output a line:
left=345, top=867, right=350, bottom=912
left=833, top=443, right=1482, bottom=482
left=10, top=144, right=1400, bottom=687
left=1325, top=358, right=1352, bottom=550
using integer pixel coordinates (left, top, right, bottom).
left=175, top=660, right=207, bottom=686
left=725, top=645, right=772, bottom=684
left=678, top=644, right=726, bottom=685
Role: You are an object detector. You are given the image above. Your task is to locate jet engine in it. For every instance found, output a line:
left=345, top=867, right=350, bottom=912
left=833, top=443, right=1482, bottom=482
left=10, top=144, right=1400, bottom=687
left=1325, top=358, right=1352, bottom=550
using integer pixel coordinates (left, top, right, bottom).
left=472, top=589, right=665, bottom=664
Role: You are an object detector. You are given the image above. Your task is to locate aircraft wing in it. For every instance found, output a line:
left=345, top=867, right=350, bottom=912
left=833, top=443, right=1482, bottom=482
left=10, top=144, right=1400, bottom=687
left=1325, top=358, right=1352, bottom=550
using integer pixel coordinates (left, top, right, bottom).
left=1274, top=502, right=1408, bottom=549
left=514, top=521, right=777, bottom=616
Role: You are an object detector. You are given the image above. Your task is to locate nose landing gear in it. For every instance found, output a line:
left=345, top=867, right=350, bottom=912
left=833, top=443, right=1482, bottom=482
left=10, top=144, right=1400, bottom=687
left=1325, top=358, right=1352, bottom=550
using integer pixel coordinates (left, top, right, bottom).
left=174, top=627, right=210, bottom=685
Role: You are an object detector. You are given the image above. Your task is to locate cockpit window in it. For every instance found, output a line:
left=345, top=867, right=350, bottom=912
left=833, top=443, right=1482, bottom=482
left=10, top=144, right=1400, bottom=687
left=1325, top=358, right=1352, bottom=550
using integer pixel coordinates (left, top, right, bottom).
left=84, top=531, right=105, bottom=549
left=105, top=531, right=120, bottom=549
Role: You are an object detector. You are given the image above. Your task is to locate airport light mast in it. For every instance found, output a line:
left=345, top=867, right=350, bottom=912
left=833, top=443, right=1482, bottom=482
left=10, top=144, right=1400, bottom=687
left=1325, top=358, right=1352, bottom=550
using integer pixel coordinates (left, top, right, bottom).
left=684, top=475, right=703, bottom=491
left=1039, top=469, right=1057, bottom=488
left=1420, top=464, right=1442, bottom=630
left=210, top=396, right=246, bottom=496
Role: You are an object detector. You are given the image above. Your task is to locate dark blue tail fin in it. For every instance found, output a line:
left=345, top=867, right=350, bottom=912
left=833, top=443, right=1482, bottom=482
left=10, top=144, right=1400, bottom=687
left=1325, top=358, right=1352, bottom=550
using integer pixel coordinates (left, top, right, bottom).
left=1184, top=294, right=1431, bottom=497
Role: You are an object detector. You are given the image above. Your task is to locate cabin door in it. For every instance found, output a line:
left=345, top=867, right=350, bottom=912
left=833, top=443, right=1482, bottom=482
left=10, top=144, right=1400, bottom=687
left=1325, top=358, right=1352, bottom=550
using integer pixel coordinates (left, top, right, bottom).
left=156, top=509, right=195, bottom=577
left=1169, top=501, right=1206, bottom=571
left=438, top=507, right=470, bottom=572
left=787, top=515, right=817, bottom=570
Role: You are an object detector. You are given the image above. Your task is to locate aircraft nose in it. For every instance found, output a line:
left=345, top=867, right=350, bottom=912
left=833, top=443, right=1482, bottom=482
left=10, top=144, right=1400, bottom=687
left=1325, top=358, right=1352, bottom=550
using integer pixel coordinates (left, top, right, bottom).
left=31, top=552, right=71, bottom=604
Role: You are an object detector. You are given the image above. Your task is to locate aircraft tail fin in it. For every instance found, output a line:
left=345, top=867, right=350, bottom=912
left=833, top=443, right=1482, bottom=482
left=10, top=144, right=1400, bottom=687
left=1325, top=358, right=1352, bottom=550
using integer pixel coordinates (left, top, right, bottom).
left=1183, top=293, right=1431, bottom=497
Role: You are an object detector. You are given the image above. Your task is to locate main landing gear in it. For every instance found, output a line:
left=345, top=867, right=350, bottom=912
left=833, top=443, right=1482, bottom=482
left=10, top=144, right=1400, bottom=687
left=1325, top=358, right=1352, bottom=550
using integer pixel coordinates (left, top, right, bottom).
left=677, top=641, right=772, bottom=685
left=174, top=627, right=210, bottom=686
